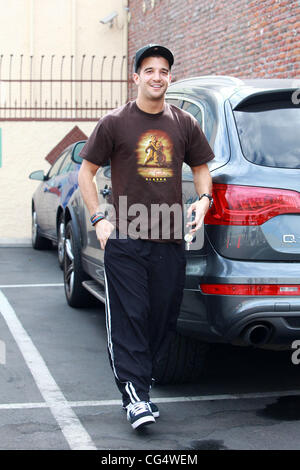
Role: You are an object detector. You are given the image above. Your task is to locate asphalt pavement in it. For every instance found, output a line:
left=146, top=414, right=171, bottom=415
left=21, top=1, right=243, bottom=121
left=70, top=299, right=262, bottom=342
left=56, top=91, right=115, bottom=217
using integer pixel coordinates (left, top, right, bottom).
left=1, top=246, right=300, bottom=452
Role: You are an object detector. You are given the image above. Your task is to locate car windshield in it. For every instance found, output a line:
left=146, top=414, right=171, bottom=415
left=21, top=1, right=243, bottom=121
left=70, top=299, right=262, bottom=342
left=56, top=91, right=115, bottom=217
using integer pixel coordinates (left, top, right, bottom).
left=233, top=100, right=300, bottom=169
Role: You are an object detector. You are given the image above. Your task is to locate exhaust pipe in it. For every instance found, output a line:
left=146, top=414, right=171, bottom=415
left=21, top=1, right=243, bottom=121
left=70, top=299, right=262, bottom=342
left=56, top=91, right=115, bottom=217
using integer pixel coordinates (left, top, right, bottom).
left=241, top=323, right=272, bottom=346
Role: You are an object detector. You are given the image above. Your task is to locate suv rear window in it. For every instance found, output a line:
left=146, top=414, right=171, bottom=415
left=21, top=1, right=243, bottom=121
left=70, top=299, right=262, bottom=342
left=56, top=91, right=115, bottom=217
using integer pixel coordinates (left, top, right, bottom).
left=233, top=100, right=300, bottom=169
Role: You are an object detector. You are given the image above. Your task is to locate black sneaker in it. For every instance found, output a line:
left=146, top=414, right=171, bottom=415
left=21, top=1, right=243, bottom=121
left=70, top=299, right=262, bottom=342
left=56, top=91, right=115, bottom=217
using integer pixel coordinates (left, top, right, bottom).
left=126, top=401, right=155, bottom=429
left=123, top=401, right=160, bottom=418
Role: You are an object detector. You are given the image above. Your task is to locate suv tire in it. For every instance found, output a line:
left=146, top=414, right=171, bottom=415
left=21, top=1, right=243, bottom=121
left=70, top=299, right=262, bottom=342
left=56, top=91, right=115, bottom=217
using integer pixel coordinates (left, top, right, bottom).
left=153, top=332, right=209, bottom=385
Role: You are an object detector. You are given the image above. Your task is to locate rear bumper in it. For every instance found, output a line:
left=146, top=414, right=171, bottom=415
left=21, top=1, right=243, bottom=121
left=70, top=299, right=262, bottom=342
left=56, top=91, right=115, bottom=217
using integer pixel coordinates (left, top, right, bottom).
left=220, top=296, right=300, bottom=346
left=180, top=247, right=300, bottom=347
left=178, top=290, right=300, bottom=347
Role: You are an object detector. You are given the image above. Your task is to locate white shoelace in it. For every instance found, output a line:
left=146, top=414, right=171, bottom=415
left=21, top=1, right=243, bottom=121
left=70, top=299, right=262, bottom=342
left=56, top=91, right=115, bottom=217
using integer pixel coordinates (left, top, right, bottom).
left=127, top=401, right=150, bottom=417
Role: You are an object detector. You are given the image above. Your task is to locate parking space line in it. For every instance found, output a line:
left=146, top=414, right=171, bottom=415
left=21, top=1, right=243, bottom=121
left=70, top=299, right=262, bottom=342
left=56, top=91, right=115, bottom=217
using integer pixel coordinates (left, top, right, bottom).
left=0, top=283, right=64, bottom=288
left=0, top=402, right=49, bottom=410
left=1, top=388, right=300, bottom=411
left=0, top=289, right=97, bottom=450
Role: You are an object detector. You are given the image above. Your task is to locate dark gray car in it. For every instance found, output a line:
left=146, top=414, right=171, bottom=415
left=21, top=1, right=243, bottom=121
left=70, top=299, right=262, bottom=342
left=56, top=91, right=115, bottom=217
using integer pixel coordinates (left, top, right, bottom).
left=63, top=76, right=300, bottom=384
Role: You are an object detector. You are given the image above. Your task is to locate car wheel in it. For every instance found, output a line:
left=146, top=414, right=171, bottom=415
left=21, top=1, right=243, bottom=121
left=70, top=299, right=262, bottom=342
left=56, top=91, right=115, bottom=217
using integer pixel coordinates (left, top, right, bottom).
left=57, top=214, right=65, bottom=270
left=152, top=332, right=209, bottom=385
left=64, top=219, right=93, bottom=307
left=31, top=208, right=52, bottom=250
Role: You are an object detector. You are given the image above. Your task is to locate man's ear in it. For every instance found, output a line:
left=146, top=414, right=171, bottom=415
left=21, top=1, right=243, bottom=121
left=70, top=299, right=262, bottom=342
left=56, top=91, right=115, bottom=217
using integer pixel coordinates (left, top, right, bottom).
left=133, top=72, right=140, bottom=85
left=168, top=73, right=172, bottom=85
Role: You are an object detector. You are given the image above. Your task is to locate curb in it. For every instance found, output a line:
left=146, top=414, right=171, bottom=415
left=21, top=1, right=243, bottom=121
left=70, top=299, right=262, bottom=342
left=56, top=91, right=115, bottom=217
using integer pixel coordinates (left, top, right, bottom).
left=0, top=238, right=32, bottom=247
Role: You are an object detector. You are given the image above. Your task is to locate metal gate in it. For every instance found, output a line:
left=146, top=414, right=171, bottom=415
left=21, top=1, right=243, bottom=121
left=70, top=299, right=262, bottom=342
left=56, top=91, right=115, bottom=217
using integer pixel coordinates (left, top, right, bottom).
left=0, top=54, right=128, bottom=121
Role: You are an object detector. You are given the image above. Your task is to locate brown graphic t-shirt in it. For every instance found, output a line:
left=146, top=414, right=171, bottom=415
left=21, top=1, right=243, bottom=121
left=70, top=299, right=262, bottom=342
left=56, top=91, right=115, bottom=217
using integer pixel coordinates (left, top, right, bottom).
left=79, top=101, right=215, bottom=243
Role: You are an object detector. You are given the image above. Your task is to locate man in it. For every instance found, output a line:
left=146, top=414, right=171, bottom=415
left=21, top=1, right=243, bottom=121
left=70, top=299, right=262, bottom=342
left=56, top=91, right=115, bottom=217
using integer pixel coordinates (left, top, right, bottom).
left=78, top=44, right=215, bottom=430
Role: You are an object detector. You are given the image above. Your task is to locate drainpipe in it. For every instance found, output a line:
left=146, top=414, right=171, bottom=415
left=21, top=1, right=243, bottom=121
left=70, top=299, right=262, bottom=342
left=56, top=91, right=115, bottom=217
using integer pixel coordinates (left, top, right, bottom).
left=71, top=0, right=76, bottom=110
left=123, top=0, right=129, bottom=102
left=29, top=0, right=34, bottom=57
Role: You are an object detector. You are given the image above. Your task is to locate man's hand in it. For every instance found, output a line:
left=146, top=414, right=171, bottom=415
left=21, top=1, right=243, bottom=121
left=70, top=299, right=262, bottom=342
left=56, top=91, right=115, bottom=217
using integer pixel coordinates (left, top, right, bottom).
left=95, top=219, right=115, bottom=250
left=186, top=198, right=210, bottom=233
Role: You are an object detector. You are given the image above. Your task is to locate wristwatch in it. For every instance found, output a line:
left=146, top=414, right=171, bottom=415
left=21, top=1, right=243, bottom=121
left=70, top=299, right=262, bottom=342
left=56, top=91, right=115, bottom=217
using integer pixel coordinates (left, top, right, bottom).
left=199, top=193, right=214, bottom=208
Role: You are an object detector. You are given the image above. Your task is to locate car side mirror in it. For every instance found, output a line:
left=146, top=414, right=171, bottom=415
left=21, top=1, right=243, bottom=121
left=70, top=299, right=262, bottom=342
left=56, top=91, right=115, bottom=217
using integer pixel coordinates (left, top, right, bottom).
left=71, top=141, right=86, bottom=164
left=29, top=170, right=46, bottom=181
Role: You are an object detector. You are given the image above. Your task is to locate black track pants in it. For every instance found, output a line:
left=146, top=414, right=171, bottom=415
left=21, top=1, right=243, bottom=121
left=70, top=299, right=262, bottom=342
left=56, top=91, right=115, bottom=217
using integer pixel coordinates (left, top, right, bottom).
left=104, top=233, right=186, bottom=407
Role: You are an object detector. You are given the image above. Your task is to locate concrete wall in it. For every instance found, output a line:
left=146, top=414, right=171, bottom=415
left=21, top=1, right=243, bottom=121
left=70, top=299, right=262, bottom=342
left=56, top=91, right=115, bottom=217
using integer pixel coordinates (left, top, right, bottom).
left=0, top=121, right=96, bottom=243
left=0, top=0, right=128, bottom=58
left=0, top=0, right=129, bottom=117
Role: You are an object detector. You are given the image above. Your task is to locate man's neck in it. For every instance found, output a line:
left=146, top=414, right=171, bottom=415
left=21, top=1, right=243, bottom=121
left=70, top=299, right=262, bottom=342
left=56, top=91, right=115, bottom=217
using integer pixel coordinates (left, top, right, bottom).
left=135, top=97, right=165, bottom=114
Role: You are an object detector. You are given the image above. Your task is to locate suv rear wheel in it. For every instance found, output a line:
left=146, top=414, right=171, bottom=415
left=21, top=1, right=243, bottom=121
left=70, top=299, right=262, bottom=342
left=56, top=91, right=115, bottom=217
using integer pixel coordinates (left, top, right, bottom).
left=153, top=332, right=209, bottom=384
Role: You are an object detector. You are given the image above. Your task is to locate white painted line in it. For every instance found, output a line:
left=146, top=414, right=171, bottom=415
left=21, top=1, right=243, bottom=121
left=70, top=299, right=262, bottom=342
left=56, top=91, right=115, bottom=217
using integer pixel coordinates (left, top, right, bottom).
left=1, top=389, right=300, bottom=411
left=0, top=339, right=5, bottom=365
left=0, top=290, right=97, bottom=450
left=0, top=402, right=48, bottom=410
left=0, top=283, right=64, bottom=288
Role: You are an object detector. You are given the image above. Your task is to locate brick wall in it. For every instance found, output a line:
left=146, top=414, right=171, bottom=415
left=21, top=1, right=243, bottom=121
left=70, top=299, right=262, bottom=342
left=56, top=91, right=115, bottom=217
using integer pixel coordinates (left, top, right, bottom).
left=128, top=0, right=299, bottom=99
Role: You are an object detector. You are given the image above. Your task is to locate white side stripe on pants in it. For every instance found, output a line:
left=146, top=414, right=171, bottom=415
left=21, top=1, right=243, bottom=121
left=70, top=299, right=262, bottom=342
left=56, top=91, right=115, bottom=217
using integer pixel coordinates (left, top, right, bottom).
left=104, top=269, right=141, bottom=403
left=125, top=382, right=140, bottom=403
left=104, top=269, right=118, bottom=380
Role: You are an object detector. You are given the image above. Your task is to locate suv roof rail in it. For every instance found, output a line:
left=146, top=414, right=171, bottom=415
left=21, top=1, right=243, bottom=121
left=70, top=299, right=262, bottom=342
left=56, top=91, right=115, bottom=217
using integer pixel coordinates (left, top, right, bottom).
left=170, top=75, right=245, bottom=87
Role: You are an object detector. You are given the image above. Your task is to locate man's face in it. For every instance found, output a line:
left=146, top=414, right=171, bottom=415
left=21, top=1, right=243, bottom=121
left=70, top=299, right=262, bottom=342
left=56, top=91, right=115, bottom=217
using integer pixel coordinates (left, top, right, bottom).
left=133, top=56, right=171, bottom=101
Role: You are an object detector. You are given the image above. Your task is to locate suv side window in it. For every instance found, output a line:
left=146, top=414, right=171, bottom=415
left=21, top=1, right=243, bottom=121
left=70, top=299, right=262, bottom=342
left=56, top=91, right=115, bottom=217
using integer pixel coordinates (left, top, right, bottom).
left=47, top=151, right=68, bottom=179
left=181, top=98, right=218, bottom=178
left=165, top=98, right=182, bottom=108
left=181, top=100, right=205, bottom=180
left=182, top=161, right=193, bottom=180
left=182, top=100, right=204, bottom=129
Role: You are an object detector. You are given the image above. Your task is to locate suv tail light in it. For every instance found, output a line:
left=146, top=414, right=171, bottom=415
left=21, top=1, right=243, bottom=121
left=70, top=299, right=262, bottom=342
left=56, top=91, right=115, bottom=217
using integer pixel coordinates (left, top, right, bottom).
left=204, top=184, right=300, bottom=226
left=200, top=284, right=300, bottom=296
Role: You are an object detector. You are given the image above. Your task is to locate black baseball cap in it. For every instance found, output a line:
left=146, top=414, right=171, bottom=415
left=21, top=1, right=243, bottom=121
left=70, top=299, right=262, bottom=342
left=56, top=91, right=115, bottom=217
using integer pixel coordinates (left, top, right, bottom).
left=134, top=44, right=174, bottom=72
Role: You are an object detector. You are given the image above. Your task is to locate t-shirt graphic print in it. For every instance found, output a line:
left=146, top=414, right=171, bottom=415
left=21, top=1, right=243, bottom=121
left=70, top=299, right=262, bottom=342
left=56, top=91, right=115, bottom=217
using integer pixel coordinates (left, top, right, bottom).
left=136, top=130, right=174, bottom=182
left=79, top=100, right=215, bottom=243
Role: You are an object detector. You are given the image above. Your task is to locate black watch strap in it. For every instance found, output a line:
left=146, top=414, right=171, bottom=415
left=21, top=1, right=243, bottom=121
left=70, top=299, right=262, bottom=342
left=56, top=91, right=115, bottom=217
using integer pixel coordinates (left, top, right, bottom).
left=199, top=193, right=214, bottom=208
